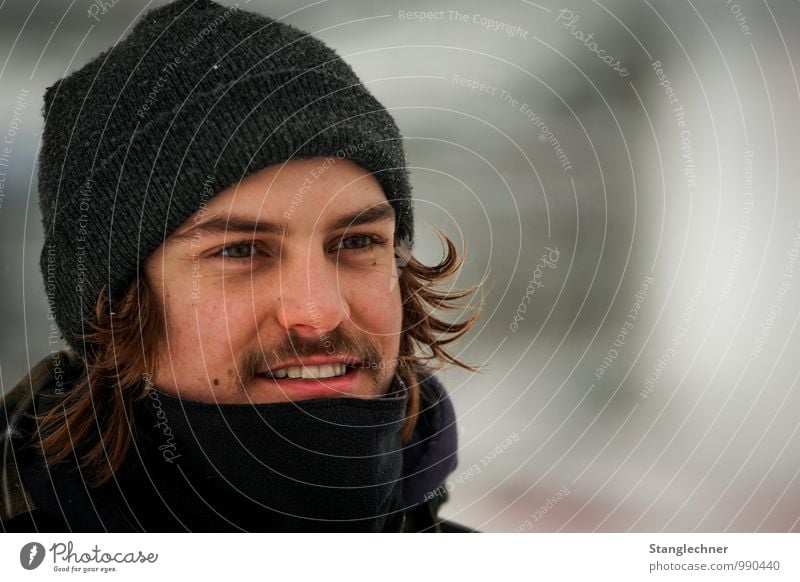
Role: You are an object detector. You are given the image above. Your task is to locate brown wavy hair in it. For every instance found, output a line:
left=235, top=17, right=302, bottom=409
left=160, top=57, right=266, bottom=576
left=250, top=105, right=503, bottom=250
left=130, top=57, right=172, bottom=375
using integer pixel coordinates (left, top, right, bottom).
left=35, top=230, right=481, bottom=487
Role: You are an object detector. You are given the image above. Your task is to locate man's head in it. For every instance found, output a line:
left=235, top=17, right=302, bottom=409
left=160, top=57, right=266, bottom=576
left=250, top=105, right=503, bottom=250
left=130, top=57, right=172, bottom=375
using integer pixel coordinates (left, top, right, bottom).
left=35, top=0, right=478, bottom=487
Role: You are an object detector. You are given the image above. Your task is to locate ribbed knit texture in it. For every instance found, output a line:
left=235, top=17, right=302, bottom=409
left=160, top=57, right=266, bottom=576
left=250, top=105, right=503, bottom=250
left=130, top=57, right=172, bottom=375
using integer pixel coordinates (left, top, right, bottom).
left=38, top=0, right=413, bottom=349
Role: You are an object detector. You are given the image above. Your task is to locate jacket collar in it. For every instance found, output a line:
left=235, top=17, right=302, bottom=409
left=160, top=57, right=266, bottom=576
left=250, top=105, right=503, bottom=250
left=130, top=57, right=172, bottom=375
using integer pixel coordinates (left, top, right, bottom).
left=402, top=373, right=459, bottom=508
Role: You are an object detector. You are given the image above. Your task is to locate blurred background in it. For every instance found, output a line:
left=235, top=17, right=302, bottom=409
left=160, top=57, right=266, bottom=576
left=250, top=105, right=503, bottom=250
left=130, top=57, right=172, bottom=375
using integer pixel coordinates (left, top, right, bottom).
left=1, top=0, right=799, bottom=532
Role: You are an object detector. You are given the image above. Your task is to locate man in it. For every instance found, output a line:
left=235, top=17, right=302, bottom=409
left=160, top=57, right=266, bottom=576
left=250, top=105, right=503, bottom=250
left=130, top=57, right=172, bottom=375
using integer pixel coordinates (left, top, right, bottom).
left=0, top=0, right=478, bottom=532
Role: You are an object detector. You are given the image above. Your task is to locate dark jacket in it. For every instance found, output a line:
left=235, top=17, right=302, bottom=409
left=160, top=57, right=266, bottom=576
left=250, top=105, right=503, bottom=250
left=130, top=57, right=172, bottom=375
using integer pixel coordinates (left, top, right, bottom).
left=0, top=350, right=470, bottom=532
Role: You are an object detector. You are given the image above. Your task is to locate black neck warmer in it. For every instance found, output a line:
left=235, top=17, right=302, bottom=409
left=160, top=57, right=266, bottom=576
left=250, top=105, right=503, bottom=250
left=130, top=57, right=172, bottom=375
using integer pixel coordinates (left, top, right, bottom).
left=117, top=380, right=409, bottom=532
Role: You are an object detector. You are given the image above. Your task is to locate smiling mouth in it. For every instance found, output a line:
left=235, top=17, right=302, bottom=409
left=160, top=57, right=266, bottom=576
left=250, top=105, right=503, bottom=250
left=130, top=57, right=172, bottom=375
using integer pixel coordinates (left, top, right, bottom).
left=258, top=363, right=359, bottom=380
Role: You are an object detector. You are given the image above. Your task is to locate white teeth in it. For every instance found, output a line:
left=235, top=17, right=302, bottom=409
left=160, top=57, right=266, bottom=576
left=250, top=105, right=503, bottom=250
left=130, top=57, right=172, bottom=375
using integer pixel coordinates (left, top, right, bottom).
left=267, top=363, right=347, bottom=380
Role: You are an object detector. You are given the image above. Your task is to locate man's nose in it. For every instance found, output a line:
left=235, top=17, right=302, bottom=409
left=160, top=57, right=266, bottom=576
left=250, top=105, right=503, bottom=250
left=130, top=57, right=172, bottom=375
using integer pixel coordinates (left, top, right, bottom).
left=275, top=251, right=350, bottom=336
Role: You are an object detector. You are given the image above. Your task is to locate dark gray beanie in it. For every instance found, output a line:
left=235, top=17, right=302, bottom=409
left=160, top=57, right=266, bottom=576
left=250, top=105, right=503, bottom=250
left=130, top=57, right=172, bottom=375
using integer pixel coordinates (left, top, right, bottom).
left=38, top=0, right=413, bottom=350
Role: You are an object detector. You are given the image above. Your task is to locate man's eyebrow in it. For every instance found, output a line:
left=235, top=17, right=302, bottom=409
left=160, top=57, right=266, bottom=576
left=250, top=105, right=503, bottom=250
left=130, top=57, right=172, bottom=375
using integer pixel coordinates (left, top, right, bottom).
left=170, top=202, right=396, bottom=243
left=170, top=216, right=286, bottom=243
left=328, top=202, right=395, bottom=230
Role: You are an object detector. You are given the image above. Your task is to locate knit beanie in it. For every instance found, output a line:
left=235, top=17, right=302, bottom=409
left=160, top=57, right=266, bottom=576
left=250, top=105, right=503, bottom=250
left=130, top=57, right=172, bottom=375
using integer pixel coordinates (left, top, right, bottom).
left=38, top=0, right=413, bottom=350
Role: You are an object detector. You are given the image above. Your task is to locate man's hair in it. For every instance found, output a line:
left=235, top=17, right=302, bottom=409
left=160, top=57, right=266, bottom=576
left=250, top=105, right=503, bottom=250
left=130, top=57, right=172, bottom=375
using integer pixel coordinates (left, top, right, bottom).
left=35, top=231, right=480, bottom=486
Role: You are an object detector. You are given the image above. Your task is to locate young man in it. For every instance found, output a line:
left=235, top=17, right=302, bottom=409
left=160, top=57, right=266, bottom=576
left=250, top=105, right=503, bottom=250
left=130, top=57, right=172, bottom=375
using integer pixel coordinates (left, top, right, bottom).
left=1, top=0, right=477, bottom=532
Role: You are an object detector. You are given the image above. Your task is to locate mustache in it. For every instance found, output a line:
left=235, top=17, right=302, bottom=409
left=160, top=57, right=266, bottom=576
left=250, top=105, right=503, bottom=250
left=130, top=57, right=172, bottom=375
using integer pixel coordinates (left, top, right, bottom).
left=238, top=327, right=385, bottom=382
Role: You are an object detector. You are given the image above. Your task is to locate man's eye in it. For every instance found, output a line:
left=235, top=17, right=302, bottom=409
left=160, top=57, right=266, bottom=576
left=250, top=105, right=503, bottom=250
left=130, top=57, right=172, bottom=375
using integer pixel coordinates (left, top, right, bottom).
left=216, top=242, right=257, bottom=259
left=332, top=234, right=385, bottom=253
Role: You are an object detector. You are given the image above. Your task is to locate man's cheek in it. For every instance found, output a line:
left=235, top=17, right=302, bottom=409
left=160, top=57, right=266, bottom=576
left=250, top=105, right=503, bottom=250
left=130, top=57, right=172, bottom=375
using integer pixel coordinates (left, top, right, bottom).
left=169, top=304, right=239, bottom=388
left=359, top=285, right=402, bottom=334
left=193, top=300, right=247, bottom=348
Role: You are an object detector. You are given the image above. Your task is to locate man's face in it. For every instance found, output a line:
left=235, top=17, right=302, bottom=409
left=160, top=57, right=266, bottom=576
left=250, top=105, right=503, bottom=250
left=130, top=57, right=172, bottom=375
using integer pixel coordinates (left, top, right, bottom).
left=144, top=157, right=403, bottom=403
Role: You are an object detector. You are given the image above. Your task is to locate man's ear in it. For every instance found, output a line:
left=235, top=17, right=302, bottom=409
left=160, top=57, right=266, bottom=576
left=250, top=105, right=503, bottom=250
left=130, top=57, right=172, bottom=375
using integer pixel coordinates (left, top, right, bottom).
left=389, top=235, right=412, bottom=292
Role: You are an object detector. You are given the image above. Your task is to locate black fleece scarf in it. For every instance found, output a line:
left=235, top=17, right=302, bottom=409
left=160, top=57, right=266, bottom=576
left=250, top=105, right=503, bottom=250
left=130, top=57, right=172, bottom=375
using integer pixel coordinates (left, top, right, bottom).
left=117, top=379, right=409, bottom=532
left=10, top=353, right=459, bottom=532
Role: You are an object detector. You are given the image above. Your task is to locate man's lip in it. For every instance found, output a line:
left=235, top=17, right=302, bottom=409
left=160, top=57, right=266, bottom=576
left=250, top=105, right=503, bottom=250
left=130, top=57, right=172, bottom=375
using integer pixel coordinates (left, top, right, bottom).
left=259, top=355, right=360, bottom=374
left=254, top=366, right=361, bottom=397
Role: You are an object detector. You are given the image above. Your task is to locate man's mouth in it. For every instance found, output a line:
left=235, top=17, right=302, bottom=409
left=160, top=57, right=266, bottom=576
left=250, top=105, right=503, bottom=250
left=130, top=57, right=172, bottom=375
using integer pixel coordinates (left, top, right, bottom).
left=259, top=363, right=356, bottom=380
left=253, top=361, right=365, bottom=398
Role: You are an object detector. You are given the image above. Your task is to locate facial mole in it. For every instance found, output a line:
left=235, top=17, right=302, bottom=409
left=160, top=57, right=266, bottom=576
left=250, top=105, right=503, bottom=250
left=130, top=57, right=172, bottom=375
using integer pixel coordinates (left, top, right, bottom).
left=213, top=378, right=220, bottom=386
